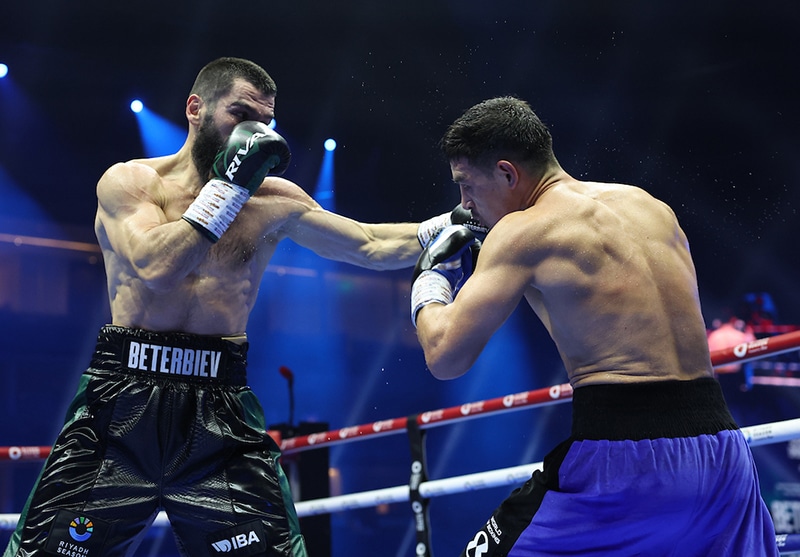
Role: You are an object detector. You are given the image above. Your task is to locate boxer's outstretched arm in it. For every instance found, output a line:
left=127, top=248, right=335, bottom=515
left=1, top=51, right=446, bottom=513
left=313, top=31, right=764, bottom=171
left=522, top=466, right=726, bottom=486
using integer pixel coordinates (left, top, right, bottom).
left=291, top=208, right=422, bottom=270
left=270, top=179, right=422, bottom=271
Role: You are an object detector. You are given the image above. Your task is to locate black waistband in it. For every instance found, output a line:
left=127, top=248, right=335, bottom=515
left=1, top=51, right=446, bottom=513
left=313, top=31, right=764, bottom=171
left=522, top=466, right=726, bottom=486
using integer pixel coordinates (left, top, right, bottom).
left=571, top=377, right=739, bottom=441
left=89, top=325, right=248, bottom=386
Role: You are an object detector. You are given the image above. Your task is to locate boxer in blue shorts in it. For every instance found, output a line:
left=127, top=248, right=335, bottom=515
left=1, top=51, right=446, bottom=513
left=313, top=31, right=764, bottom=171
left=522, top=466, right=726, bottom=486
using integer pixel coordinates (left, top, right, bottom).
left=460, top=379, right=775, bottom=555
left=5, top=57, right=468, bottom=556
left=411, top=97, right=779, bottom=555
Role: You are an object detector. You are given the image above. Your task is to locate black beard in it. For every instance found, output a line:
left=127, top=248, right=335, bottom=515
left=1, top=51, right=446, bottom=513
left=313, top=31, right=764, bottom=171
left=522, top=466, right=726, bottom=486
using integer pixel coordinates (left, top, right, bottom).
left=191, top=114, right=225, bottom=180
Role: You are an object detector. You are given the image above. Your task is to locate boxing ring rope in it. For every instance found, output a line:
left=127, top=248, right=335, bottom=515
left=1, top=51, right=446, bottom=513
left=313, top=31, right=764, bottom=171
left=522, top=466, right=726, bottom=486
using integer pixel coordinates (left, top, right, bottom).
left=292, top=418, right=800, bottom=513
left=3, top=330, right=800, bottom=553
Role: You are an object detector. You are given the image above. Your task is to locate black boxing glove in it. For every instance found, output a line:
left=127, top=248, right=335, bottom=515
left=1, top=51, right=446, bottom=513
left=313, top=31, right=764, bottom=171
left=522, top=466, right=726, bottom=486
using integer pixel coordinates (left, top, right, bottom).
left=212, top=121, right=292, bottom=186
left=417, top=204, right=488, bottom=248
left=411, top=225, right=479, bottom=327
left=182, top=121, right=292, bottom=242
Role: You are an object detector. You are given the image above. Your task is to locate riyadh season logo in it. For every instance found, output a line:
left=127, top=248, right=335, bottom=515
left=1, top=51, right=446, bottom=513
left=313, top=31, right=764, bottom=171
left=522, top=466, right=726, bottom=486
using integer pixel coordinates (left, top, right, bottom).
left=69, top=516, right=94, bottom=542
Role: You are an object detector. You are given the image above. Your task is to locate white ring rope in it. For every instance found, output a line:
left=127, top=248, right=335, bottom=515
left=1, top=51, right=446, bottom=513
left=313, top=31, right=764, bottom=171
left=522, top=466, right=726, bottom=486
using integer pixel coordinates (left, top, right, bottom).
left=3, top=420, right=799, bottom=549
left=293, top=418, right=800, bottom=517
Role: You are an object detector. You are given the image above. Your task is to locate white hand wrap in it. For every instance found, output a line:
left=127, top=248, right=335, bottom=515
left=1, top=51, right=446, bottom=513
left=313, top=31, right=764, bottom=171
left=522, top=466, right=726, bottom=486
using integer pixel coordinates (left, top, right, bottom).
left=417, top=213, right=451, bottom=248
left=411, top=270, right=454, bottom=328
left=182, top=179, right=251, bottom=242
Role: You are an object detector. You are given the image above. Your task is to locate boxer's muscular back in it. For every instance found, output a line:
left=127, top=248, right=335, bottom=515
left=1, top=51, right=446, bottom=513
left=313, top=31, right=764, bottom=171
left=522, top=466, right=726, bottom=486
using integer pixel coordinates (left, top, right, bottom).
left=523, top=181, right=714, bottom=387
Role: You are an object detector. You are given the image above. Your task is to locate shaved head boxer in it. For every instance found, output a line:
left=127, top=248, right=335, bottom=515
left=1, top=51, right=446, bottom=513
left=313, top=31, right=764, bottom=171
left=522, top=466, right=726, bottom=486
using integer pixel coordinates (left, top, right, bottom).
left=411, top=97, right=778, bottom=556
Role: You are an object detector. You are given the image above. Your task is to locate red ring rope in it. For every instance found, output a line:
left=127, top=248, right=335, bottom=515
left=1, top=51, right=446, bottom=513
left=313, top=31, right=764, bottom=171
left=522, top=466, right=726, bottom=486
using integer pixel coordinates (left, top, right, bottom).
left=2, top=329, right=800, bottom=460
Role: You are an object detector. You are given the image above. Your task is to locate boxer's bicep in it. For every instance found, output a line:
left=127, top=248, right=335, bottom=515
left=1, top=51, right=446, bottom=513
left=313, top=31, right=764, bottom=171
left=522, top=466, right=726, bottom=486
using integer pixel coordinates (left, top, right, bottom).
left=96, top=163, right=168, bottom=259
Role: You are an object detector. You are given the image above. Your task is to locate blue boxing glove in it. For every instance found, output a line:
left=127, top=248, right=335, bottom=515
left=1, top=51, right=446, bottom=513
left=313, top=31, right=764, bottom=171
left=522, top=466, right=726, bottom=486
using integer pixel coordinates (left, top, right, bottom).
left=417, top=204, right=488, bottom=248
left=411, top=225, right=480, bottom=327
left=182, top=121, right=292, bottom=242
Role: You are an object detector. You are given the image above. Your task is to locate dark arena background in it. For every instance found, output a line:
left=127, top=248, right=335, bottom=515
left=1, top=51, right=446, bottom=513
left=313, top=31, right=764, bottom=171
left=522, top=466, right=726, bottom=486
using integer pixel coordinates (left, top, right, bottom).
left=1, top=1, right=799, bottom=555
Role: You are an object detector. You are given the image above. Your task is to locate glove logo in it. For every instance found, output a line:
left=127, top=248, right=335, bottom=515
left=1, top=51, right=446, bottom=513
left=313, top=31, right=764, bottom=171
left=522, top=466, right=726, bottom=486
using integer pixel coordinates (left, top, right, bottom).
left=224, top=131, right=269, bottom=182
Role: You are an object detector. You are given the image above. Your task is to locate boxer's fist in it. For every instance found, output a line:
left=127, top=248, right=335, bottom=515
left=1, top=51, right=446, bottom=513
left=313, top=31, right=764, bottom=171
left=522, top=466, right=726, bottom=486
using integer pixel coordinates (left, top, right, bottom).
left=182, top=122, right=292, bottom=242
left=417, top=204, right=488, bottom=248
left=413, top=225, right=478, bottom=283
left=411, top=225, right=479, bottom=326
left=212, top=121, right=292, bottom=193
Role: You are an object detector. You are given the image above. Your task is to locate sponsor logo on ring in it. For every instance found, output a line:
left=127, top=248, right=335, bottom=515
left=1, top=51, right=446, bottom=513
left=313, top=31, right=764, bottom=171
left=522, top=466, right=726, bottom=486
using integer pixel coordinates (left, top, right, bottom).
left=419, top=410, right=444, bottom=423
left=307, top=433, right=325, bottom=445
left=373, top=420, right=394, bottom=432
left=503, top=393, right=530, bottom=407
left=460, top=402, right=484, bottom=416
left=338, top=426, right=359, bottom=439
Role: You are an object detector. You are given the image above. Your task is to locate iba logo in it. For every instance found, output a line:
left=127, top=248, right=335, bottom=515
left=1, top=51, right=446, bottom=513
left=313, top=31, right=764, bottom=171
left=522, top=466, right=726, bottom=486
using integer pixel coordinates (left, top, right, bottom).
left=208, top=520, right=267, bottom=555
left=44, top=509, right=110, bottom=556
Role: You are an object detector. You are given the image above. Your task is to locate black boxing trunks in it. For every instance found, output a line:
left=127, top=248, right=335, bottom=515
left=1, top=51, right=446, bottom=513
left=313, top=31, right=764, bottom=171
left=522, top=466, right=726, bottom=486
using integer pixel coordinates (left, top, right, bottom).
left=460, top=377, right=779, bottom=556
left=3, top=325, right=307, bottom=557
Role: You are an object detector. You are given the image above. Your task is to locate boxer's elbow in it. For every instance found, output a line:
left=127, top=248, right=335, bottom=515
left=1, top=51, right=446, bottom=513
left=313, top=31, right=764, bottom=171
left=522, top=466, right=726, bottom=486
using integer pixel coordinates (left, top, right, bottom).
left=425, top=350, right=474, bottom=380
left=419, top=325, right=476, bottom=380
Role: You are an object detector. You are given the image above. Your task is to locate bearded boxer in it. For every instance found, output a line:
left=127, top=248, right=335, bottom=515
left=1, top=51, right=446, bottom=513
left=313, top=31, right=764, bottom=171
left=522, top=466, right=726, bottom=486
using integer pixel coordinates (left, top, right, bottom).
left=3, top=57, right=484, bottom=557
left=411, top=96, right=779, bottom=556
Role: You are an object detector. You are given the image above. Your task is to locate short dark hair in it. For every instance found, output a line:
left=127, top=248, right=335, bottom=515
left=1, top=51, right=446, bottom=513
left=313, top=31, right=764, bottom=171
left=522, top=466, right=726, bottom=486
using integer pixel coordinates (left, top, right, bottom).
left=190, top=57, right=277, bottom=107
left=440, top=96, right=554, bottom=172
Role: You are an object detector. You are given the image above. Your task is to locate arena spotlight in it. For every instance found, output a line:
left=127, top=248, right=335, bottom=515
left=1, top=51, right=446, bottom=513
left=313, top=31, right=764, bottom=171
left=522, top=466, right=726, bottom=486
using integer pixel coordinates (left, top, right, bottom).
left=0, top=64, right=8, bottom=79
left=324, top=138, right=337, bottom=152
left=130, top=99, right=144, bottom=113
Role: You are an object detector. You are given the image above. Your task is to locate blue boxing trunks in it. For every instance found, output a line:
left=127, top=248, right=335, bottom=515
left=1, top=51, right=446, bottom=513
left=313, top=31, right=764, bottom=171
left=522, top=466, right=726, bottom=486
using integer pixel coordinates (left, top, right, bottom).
left=460, top=377, right=778, bottom=556
left=3, top=325, right=307, bottom=557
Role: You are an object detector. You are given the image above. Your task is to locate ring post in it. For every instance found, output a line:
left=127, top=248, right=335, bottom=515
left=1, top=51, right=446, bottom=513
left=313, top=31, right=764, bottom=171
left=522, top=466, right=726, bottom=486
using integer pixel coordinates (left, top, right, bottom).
left=407, top=414, right=433, bottom=557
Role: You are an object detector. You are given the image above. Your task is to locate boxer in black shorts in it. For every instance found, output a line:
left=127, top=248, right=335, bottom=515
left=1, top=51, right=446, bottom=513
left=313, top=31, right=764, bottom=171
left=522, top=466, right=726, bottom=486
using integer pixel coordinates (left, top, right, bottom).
left=5, top=57, right=469, bottom=556
left=411, top=97, right=778, bottom=554
left=8, top=326, right=303, bottom=556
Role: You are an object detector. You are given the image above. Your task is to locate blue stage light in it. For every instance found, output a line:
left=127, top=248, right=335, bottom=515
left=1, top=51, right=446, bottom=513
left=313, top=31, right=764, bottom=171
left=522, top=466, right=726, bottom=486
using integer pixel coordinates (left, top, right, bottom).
left=130, top=99, right=143, bottom=113
left=0, top=64, right=8, bottom=78
left=324, top=138, right=337, bottom=152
